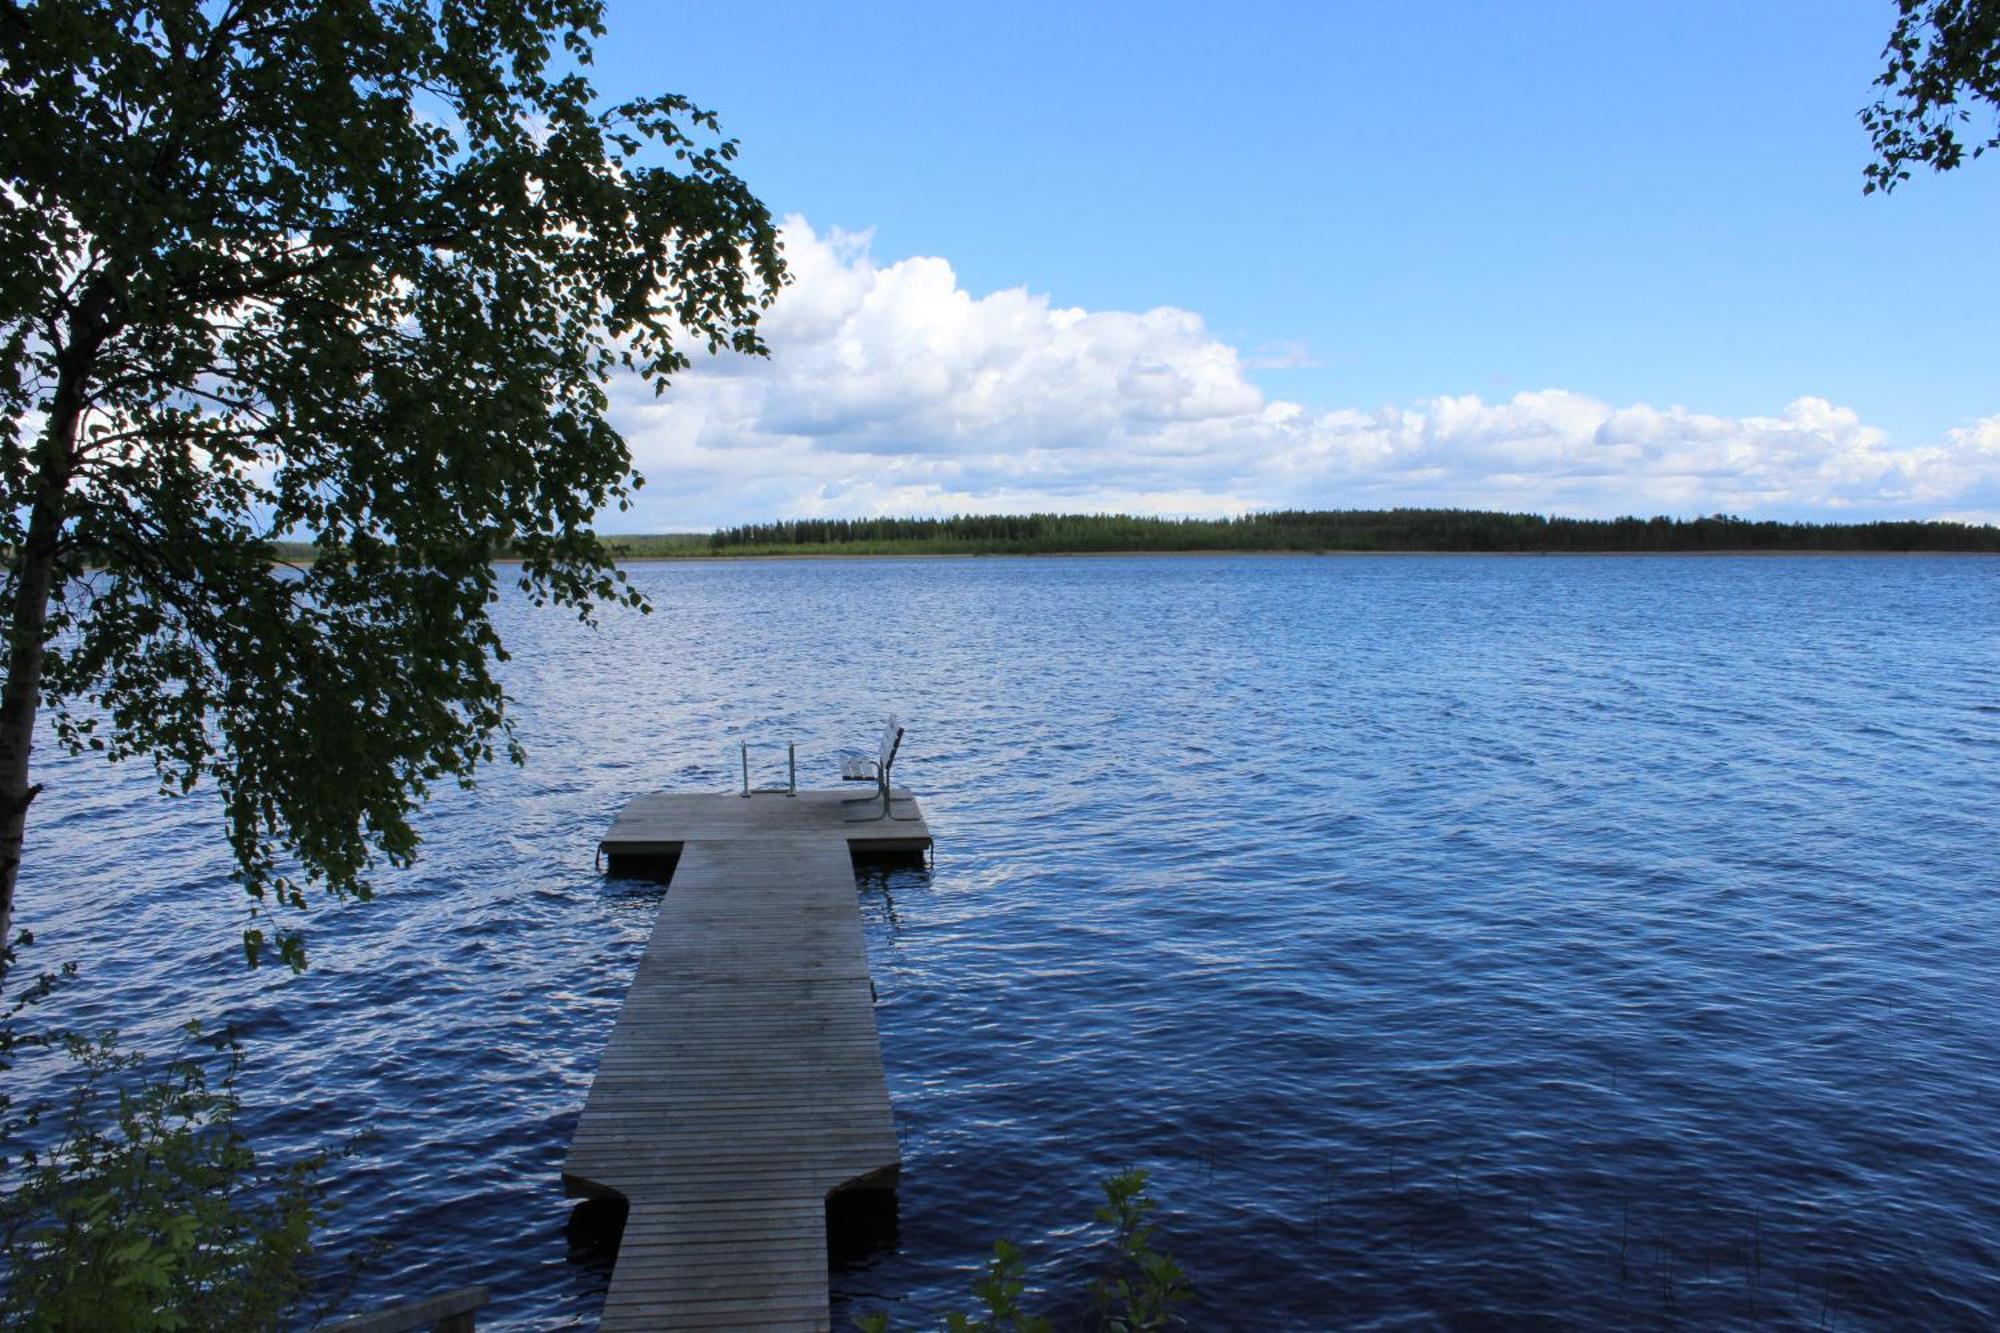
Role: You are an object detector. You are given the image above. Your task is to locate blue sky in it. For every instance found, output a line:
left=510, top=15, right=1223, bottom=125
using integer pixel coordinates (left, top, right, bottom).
left=586, top=2, right=2000, bottom=527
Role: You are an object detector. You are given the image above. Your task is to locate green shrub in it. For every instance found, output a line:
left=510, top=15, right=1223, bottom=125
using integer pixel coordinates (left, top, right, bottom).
left=1091, top=1168, right=1191, bottom=1332
left=0, top=1019, right=332, bottom=1331
left=858, top=1168, right=1191, bottom=1332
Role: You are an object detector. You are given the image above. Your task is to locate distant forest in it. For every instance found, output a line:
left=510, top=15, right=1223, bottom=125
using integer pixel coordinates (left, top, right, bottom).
left=255, top=511, right=1999, bottom=564
left=594, top=509, right=2000, bottom=557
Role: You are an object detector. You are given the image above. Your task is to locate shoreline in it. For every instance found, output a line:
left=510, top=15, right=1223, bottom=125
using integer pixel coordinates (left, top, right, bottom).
left=589, top=547, right=2000, bottom=563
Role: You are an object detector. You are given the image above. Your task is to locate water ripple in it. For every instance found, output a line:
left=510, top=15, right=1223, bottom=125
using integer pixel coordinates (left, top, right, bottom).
left=14, top=554, right=2000, bottom=1329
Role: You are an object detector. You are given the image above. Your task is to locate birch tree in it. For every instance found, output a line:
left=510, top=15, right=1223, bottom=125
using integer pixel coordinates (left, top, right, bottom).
left=0, top=0, right=782, bottom=986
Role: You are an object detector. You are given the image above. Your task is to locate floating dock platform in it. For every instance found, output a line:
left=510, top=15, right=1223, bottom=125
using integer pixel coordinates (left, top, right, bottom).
left=567, top=789, right=931, bottom=1331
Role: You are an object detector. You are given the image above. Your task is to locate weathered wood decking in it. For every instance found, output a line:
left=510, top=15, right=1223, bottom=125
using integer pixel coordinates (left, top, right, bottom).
left=567, top=790, right=931, bottom=1331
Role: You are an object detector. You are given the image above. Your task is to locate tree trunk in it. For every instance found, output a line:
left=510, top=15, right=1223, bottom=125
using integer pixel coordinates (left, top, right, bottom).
left=0, top=303, right=97, bottom=994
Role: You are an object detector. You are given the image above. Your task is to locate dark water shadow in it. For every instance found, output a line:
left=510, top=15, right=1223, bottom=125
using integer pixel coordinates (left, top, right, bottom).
left=828, top=1182, right=901, bottom=1271
left=853, top=858, right=933, bottom=934
left=564, top=1197, right=628, bottom=1277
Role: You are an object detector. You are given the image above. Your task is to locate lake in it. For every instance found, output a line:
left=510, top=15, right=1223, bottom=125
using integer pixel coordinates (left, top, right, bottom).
left=17, top=553, right=2000, bottom=1328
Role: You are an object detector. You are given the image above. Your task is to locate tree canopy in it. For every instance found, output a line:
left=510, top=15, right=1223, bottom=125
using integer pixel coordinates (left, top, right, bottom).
left=1863, top=0, right=2000, bottom=191
left=0, top=0, right=784, bottom=983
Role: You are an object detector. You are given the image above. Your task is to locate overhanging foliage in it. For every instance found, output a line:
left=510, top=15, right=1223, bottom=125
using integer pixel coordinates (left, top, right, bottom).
left=0, top=0, right=783, bottom=975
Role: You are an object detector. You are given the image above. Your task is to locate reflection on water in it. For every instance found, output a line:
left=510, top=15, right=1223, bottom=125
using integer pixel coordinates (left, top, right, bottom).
left=17, top=554, right=2000, bottom=1328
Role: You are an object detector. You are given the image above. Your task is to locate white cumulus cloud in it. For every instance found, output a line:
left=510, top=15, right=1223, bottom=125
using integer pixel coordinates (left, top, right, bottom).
left=607, top=218, right=2000, bottom=529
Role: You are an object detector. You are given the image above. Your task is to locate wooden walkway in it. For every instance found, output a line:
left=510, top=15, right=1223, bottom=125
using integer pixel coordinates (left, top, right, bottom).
left=567, top=791, right=930, bottom=1331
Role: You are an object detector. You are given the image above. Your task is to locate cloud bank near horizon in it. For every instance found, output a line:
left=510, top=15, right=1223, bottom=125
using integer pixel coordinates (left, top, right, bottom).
left=608, top=219, right=2000, bottom=529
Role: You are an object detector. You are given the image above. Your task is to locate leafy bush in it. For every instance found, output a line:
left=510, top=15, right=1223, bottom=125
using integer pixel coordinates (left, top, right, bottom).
left=1091, top=1169, right=1191, bottom=1333
left=0, top=1014, right=332, bottom=1331
left=858, top=1168, right=1192, bottom=1332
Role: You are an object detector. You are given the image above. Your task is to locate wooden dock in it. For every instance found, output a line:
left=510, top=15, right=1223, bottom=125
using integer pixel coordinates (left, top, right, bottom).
left=567, top=789, right=931, bottom=1331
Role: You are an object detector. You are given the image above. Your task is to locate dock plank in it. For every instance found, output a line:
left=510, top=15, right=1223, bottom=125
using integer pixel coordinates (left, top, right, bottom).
left=568, top=790, right=928, bottom=1331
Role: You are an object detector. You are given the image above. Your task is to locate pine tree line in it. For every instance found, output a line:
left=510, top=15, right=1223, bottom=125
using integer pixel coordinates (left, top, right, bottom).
left=696, top=509, right=2000, bottom=554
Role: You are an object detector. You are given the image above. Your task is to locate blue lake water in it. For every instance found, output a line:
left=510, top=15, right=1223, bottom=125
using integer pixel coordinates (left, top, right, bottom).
left=15, top=554, right=2000, bottom=1329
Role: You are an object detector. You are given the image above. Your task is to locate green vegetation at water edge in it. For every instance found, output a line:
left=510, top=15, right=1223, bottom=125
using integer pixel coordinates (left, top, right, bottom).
left=855, top=1168, right=1191, bottom=1332
left=1, top=1009, right=338, bottom=1331
left=607, top=510, right=2000, bottom=556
